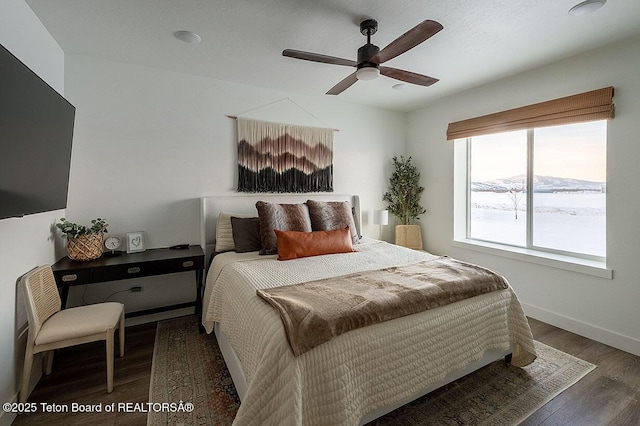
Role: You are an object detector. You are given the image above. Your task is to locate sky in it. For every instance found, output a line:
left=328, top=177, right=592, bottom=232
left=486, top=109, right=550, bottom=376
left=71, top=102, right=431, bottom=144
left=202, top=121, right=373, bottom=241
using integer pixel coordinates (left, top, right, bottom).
left=470, top=120, right=607, bottom=182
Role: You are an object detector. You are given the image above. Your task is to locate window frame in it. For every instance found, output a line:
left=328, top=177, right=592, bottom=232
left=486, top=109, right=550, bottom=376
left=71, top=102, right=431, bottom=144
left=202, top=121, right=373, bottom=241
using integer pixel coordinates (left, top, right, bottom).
left=453, top=125, right=611, bottom=279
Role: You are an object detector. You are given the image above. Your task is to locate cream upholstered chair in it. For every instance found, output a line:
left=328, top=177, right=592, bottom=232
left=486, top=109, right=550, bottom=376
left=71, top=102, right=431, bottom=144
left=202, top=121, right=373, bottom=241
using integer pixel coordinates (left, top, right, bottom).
left=20, top=265, right=125, bottom=403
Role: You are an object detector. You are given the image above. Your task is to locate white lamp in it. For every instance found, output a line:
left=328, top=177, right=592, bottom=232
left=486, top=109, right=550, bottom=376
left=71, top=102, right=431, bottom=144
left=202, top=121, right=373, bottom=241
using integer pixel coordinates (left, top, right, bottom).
left=373, top=210, right=389, bottom=240
left=373, top=210, right=389, bottom=226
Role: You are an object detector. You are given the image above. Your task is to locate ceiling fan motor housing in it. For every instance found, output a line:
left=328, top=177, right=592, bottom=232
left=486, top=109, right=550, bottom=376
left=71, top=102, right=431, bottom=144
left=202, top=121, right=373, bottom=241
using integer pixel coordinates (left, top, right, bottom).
left=358, top=19, right=380, bottom=71
left=357, top=43, right=380, bottom=70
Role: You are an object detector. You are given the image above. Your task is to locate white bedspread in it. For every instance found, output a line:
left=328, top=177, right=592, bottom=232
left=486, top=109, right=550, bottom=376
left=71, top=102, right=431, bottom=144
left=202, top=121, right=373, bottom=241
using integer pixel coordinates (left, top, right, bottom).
left=202, top=239, right=536, bottom=426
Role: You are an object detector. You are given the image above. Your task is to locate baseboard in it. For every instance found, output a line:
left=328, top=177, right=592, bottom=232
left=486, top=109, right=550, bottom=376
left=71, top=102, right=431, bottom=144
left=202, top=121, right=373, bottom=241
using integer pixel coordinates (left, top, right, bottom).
left=0, top=400, right=17, bottom=426
left=1, top=353, right=43, bottom=426
left=523, top=303, right=640, bottom=357
left=11, top=328, right=45, bottom=411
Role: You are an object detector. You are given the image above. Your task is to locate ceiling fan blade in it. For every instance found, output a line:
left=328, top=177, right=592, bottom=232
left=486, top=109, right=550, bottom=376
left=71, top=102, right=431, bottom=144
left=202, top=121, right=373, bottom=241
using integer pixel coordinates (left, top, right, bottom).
left=371, top=20, right=443, bottom=64
left=380, top=66, right=439, bottom=86
left=326, top=72, right=358, bottom=95
left=283, top=49, right=356, bottom=67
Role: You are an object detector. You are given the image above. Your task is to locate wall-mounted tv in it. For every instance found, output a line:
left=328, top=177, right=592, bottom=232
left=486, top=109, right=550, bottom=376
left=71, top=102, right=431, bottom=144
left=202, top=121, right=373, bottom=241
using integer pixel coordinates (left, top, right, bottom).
left=0, top=42, right=75, bottom=220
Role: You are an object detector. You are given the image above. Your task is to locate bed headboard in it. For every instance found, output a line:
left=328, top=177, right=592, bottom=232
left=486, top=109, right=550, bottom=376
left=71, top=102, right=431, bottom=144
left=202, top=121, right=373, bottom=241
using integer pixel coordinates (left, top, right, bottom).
left=200, top=194, right=361, bottom=261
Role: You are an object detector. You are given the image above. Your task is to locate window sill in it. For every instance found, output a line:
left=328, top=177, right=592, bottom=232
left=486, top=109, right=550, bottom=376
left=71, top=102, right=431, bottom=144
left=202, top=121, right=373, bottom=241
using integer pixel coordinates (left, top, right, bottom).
left=452, top=239, right=612, bottom=279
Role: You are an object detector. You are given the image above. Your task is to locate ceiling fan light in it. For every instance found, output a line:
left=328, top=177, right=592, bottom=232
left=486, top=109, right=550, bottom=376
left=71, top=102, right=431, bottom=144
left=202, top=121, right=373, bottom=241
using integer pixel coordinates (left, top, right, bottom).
left=356, top=67, right=380, bottom=81
left=569, top=0, right=606, bottom=16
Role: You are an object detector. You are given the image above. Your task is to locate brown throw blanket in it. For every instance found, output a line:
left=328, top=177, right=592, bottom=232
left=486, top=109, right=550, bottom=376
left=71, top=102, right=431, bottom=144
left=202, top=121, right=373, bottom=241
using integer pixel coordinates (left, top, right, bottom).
left=257, top=257, right=509, bottom=356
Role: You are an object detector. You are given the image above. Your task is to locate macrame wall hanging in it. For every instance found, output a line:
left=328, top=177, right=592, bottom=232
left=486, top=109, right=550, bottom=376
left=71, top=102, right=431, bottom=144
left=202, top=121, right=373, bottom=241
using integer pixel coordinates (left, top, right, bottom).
left=236, top=117, right=334, bottom=193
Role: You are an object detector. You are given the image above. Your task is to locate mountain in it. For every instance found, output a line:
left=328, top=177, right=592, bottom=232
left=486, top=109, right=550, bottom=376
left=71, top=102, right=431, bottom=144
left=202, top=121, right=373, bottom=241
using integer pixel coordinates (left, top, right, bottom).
left=238, top=136, right=333, bottom=174
left=471, top=175, right=605, bottom=193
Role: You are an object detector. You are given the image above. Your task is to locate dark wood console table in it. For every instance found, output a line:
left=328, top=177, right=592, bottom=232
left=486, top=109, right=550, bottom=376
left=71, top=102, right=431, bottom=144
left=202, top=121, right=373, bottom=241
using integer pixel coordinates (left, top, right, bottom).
left=51, top=245, right=205, bottom=324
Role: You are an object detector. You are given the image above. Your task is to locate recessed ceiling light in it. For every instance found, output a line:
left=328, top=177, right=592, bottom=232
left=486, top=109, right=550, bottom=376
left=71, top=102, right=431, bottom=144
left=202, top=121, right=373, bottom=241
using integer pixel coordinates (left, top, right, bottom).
left=392, top=83, right=409, bottom=90
left=569, top=0, right=606, bottom=16
left=174, top=30, right=201, bottom=44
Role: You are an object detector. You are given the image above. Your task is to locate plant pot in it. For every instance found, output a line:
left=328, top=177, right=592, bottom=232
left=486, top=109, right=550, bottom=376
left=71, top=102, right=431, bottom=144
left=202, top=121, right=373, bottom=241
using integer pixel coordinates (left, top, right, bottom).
left=395, top=225, right=423, bottom=250
left=67, top=232, right=104, bottom=261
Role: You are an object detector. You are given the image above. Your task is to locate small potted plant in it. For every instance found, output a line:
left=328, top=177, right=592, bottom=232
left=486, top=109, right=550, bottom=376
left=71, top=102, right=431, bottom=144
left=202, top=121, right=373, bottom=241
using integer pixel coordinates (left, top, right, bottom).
left=382, top=156, right=426, bottom=249
left=56, top=218, right=108, bottom=261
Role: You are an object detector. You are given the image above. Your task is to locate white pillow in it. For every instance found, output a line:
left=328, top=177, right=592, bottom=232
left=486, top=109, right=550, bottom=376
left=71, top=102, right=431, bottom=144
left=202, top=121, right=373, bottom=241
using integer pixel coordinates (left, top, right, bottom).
left=215, top=212, right=256, bottom=252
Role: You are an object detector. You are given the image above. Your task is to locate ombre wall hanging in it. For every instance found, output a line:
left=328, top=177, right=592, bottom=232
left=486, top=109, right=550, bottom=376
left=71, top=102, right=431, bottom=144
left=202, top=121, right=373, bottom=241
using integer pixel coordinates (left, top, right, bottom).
left=237, top=118, right=333, bottom=193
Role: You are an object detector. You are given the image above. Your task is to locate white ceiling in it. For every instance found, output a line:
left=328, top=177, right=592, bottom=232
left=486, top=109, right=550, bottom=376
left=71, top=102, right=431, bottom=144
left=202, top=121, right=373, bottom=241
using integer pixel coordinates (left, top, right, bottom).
left=25, top=0, right=640, bottom=112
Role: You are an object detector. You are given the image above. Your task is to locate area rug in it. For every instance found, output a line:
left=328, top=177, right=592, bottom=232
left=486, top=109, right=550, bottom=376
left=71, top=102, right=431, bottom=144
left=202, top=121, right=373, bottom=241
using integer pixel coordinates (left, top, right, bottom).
left=148, top=315, right=595, bottom=426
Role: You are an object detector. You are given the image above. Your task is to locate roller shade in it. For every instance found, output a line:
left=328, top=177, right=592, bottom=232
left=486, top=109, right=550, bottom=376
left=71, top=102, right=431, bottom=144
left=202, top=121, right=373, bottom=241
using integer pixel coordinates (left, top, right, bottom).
left=446, top=86, right=614, bottom=140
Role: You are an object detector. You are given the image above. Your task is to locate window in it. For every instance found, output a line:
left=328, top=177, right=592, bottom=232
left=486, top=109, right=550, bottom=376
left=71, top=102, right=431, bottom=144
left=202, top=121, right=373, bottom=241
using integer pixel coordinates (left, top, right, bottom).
left=465, top=120, right=607, bottom=260
left=448, top=87, right=613, bottom=266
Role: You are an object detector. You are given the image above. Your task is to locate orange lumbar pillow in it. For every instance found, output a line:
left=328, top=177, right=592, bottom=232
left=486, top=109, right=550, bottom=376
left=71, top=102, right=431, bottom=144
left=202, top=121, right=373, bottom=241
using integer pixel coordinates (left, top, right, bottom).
left=274, top=227, right=354, bottom=261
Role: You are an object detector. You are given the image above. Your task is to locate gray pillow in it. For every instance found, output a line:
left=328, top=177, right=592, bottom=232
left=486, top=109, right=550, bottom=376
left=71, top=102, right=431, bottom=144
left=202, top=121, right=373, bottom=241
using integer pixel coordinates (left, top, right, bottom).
left=255, top=201, right=312, bottom=255
left=306, top=200, right=359, bottom=244
left=231, top=217, right=262, bottom=253
left=215, top=212, right=255, bottom=252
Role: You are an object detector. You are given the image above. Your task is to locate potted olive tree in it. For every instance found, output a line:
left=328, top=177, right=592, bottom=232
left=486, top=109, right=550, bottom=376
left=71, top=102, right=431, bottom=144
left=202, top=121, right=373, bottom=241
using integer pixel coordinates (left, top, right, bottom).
left=382, top=156, right=426, bottom=249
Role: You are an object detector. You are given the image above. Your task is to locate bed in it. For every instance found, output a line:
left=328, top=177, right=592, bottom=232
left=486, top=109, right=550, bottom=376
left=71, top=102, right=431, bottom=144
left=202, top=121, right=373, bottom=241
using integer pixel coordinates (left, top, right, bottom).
left=199, top=194, right=536, bottom=425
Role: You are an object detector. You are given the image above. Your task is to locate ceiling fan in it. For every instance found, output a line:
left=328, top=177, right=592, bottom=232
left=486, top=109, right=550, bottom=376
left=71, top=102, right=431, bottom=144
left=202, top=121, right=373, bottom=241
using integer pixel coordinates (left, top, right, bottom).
left=282, top=19, right=443, bottom=95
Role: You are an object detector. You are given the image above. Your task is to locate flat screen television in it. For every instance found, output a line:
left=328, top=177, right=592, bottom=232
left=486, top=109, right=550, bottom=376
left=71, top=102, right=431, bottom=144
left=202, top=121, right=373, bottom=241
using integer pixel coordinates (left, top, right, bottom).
left=0, top=42, right=75, bottom=220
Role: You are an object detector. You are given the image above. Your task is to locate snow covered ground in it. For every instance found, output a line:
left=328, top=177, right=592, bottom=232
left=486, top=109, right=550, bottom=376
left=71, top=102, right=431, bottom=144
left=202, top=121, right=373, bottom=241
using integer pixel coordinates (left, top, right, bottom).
left=469, top=191, right=605, bottom=257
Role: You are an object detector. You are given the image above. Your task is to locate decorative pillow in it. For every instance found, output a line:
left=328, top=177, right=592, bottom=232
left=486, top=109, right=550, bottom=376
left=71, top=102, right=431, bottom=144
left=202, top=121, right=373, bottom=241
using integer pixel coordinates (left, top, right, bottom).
left=255, top=202, right=313, bottom=255
left=275, top=227, right=354, bottom=261
left=306, top=199, right=359, bottom=244
left=231, top=217, right=262, bottom=253
left=215, top=212, right=255, bottom=252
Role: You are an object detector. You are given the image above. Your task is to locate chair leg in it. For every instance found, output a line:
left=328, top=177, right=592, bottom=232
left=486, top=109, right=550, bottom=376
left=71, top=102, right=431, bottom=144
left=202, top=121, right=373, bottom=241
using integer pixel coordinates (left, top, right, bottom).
left=45, top=350, right=54, bottom=375
left=106, top=327, right=114, bottom=393
left=119, top=310, right=125, bottom=357
left=20, top=345, right=34, bottom=403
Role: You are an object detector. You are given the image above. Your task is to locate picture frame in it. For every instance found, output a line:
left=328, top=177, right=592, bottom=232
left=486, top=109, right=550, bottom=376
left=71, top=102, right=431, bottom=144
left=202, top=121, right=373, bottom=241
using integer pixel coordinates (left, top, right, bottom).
left=126, top=231, right=146, bottom=253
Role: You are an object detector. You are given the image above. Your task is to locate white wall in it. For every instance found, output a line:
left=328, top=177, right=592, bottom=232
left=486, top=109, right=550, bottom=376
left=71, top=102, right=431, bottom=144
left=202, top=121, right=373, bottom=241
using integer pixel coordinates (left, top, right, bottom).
left=62, top=54, right=405, bottom=313
left=0, top=0, right=66, bottom=424
left=407, top=34, right=640, bottom=356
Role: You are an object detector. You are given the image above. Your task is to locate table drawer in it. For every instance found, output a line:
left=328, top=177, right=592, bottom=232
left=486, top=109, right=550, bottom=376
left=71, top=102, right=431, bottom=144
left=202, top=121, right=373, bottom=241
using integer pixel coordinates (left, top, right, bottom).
left=95, top=260, right=172, bottom=282
left=169, top=256, right=204, bottom=272
left=54, top=269, right=92, bottom=286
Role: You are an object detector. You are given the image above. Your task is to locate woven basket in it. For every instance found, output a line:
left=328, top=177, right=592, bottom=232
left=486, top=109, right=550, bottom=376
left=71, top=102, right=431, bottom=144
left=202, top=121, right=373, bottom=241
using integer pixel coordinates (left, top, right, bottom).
left=395, top=225, right=423, bottom=250
left=67, top=232, right=104, bottom=261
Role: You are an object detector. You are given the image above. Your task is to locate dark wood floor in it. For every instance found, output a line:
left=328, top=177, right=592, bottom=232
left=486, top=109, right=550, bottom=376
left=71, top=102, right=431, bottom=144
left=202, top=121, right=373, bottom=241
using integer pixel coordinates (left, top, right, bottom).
left=523, top=319, right=640, bottom=426
left=13, top=322, right=156, bottom=426
left=12, top=317, right=640, bottom=425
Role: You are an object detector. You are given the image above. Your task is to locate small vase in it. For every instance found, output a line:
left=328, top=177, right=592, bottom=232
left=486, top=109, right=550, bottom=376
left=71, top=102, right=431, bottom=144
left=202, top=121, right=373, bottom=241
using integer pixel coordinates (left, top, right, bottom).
left=395, top=225, right=423, bottom=250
